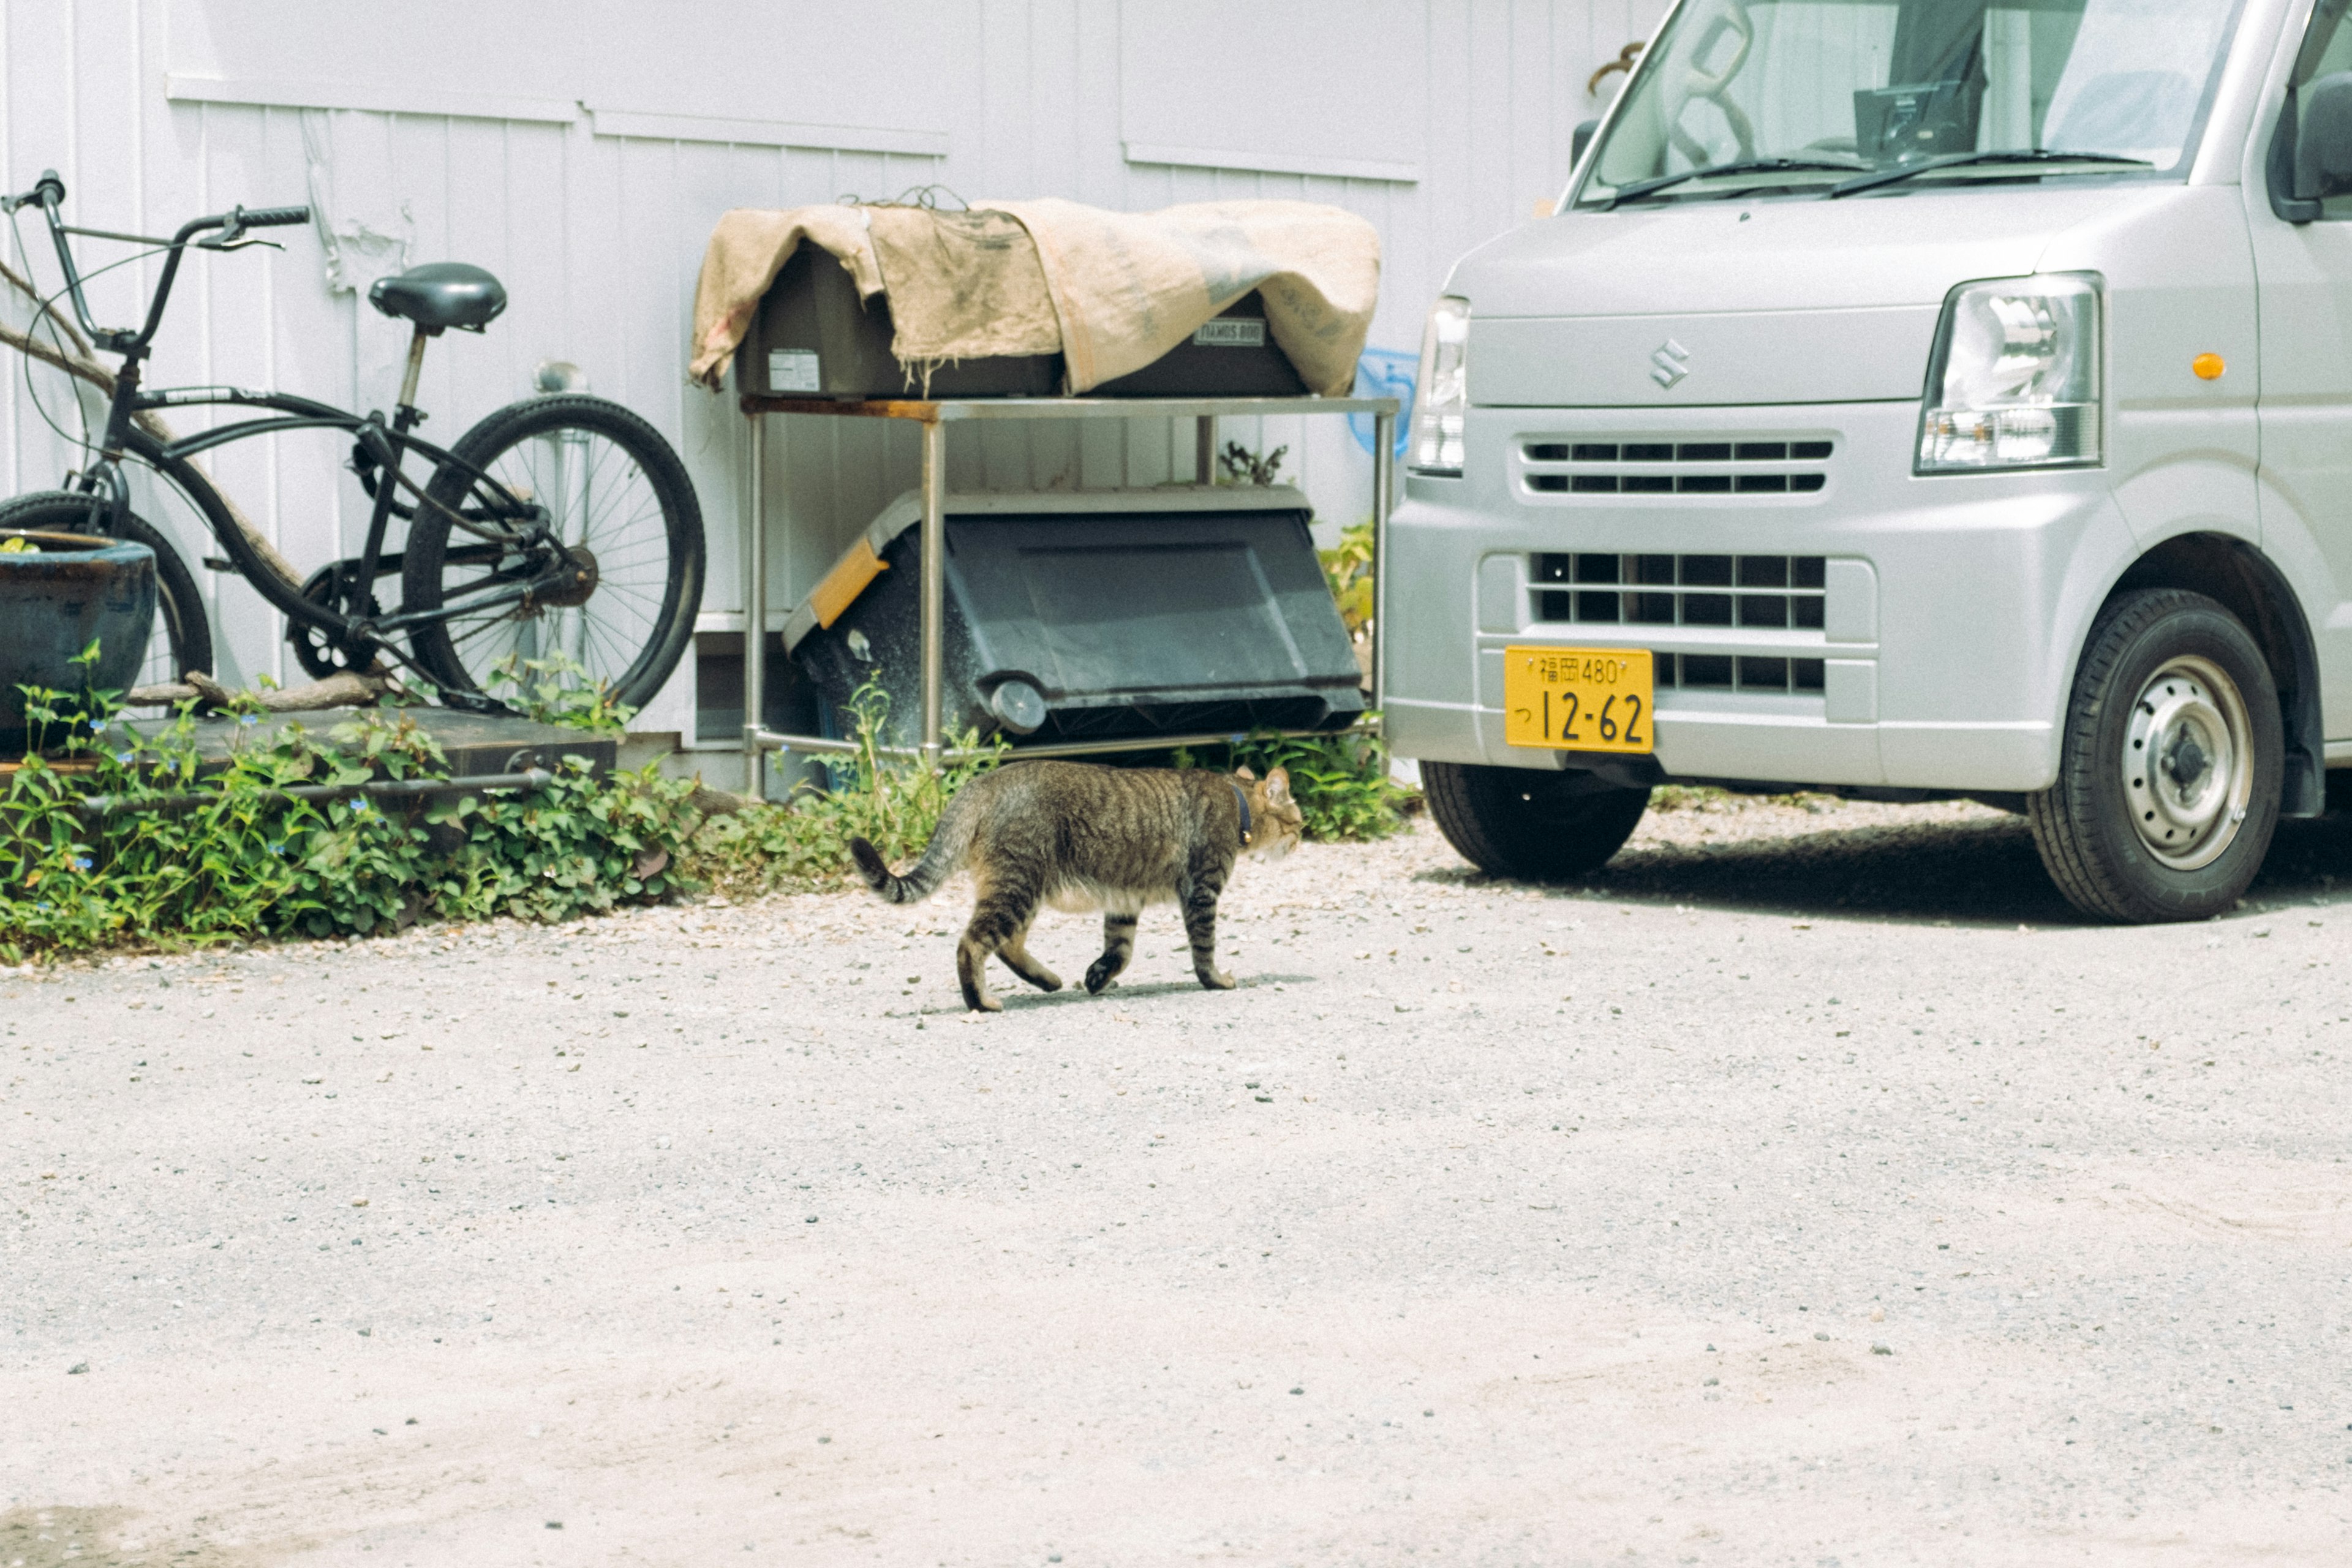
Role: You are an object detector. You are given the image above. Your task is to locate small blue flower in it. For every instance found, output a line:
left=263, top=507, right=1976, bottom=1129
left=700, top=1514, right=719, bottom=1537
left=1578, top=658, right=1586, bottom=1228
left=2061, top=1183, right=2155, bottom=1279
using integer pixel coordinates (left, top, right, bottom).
left=114, top=750, right=135, bottom=764
left=349, top=798, right=372, bottom=815
left=72, top=856, right=92, bottom=872
left=239, top=713, right=259, bottom=727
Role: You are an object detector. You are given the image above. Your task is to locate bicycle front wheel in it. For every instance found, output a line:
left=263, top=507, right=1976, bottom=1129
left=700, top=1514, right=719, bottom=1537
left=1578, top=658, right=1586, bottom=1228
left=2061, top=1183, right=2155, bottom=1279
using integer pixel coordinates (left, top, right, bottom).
left=402, top=394, right=704, bottom=712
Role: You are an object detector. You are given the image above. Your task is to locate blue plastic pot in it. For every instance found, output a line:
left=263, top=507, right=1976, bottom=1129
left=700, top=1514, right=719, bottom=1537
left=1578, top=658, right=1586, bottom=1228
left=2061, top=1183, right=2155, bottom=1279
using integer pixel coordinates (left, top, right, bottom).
left=0, top=529, right=157, bottom=745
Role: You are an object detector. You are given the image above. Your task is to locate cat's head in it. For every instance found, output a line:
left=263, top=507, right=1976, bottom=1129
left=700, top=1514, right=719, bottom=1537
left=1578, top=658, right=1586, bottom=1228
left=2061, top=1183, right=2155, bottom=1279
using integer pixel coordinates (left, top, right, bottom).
left=1235, top=766, right=1305, bottom=859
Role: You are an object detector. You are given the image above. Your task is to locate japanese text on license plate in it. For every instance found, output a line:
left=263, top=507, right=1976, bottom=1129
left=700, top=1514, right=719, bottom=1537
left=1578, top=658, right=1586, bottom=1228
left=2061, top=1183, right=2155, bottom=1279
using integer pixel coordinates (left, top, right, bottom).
left=1503, top=647, right=1654, bottom=754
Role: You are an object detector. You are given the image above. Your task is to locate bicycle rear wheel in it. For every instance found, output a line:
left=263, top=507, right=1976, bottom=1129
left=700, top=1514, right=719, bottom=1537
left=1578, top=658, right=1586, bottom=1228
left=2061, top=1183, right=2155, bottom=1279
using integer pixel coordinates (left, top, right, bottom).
left=0, top=489, right=213, bottom=692
left=402, top=394, right=704, bottom=711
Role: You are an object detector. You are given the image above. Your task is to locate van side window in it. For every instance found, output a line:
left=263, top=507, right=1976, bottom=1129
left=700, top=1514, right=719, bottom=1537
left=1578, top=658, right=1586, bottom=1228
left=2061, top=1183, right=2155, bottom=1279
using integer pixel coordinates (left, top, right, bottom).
left=2278, top=0, right=2352, bottom=219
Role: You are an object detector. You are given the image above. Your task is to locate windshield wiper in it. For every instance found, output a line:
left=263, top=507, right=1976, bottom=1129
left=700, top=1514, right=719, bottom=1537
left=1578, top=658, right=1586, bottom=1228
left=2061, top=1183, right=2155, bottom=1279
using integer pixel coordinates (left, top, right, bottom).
left=1601, top=157, right=1867, bottom=210
left=1830, top=148, right=2154, bottom=198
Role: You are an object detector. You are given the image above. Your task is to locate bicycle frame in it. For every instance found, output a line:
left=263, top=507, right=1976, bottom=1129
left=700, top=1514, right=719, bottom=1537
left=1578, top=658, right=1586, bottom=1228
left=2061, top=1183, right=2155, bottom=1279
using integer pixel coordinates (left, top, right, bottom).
left=95, top=383, right=567, bottom=645
left=12, top=170, right=577, bottom=669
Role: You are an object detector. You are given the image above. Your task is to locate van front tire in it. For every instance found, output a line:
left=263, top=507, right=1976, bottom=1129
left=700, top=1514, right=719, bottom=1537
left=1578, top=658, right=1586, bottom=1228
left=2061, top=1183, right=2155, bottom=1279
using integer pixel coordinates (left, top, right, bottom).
left=1423, top=760, right=1651, bottom=881
left=2027, top=589, right=2282, bottom=923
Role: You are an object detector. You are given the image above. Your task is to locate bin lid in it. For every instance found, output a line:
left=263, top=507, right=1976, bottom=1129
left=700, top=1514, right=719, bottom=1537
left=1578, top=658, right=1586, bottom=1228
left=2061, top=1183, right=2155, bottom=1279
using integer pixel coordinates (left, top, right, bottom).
left=780, top=484, right=1314, bottom=655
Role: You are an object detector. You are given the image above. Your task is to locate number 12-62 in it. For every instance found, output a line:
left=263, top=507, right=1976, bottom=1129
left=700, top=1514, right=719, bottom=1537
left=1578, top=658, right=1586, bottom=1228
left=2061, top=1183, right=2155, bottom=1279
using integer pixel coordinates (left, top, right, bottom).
left=1542, top=688, right=1645, bottom=745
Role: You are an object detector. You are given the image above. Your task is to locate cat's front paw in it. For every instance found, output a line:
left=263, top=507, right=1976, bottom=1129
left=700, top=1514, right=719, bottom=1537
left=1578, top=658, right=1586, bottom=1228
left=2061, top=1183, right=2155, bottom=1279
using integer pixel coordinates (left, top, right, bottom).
left=1196, top=967, right=1237, bottom=991
left=1084, top=962, right=1118, bottom=994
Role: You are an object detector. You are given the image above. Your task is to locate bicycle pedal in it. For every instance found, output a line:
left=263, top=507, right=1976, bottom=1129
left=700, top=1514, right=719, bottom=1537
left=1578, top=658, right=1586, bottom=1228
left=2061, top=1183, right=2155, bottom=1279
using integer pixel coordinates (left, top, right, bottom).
left=202, top=556, right=236, bottom=572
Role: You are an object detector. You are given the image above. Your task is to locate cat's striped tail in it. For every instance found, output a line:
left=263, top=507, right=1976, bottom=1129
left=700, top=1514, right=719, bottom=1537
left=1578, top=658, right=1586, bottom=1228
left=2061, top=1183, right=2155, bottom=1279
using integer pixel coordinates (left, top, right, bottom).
left=848, top=789, right=979, bottom=905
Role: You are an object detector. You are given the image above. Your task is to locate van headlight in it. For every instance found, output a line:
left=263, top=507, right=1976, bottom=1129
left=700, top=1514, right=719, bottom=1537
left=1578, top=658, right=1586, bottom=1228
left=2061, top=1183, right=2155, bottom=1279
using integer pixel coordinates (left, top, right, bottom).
left=1410, top=295, right=1470, bottom=475
left=1917, top=274, right=2101, bottom=473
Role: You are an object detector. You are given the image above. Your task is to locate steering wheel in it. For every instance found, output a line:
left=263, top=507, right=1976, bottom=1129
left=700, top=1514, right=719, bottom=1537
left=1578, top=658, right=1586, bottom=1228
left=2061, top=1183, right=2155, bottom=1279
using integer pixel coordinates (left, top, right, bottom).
left=1662, top=1, right=1758, bottom=168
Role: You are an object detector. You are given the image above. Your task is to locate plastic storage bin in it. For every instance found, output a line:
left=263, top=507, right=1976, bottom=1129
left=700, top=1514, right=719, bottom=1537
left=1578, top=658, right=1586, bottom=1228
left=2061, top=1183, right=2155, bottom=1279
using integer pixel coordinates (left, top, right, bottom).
left=784, top=487, right=1362, bottom=749
left=733, top=246, right=1306, bottom=399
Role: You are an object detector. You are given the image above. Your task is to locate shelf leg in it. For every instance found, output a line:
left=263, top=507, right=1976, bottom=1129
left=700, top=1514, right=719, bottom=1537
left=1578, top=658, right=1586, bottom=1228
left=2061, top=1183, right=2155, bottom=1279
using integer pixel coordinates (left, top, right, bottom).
left=921, top=418, right=947, bottom=772
left=1196, top=415, right=1215, bottom=484
left=742, top=410, right=767, bottom=797
left=1371, top=410, right=1394, bottom=718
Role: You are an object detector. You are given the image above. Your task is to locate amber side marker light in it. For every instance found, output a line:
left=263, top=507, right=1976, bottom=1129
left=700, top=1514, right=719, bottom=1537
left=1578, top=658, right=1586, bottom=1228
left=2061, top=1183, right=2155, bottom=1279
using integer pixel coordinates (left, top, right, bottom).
left=2193, top=353, right=2226, bottom=381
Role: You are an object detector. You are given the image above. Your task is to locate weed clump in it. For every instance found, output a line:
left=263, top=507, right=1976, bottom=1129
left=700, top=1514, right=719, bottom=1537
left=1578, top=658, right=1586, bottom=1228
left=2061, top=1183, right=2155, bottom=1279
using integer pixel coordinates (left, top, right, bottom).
left=0, top=650, right=699, bottom=960
left=684, top=680, right=1001, bottom=899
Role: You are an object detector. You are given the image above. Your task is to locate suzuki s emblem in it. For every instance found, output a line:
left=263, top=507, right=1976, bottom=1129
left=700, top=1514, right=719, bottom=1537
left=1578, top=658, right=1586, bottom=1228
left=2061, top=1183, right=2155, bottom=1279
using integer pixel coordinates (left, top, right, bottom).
left=1650, top=339, right=1692, bottom=390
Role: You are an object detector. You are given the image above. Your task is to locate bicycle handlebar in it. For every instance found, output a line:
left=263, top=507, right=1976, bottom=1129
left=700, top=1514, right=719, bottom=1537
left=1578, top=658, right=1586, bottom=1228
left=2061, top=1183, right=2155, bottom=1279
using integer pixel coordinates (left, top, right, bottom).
left=5, top=170, right=308, bottom=355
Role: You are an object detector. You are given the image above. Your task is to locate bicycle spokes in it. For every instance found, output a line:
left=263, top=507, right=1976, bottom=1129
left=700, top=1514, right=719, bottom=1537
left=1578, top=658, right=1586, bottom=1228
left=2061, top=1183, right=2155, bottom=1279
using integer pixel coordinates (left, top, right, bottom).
left=428, top=424, right=675, bottom=690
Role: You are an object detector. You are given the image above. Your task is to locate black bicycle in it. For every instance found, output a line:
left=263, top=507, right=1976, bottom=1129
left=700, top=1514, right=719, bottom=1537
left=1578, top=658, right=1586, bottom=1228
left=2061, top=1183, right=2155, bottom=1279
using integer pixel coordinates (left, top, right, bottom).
left=0, top=170, right=704, bottom=710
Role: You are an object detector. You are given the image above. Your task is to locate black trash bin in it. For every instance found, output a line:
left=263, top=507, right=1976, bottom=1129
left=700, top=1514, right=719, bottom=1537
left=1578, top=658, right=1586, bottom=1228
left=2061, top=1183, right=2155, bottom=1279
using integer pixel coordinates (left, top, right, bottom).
left=784, top=487, right=1363, bottom=752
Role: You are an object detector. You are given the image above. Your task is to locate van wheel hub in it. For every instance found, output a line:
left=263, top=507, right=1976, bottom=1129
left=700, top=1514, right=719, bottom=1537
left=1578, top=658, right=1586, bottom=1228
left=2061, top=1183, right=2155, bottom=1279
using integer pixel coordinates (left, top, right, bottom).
left=2123, top=655, right=2252, bottom=871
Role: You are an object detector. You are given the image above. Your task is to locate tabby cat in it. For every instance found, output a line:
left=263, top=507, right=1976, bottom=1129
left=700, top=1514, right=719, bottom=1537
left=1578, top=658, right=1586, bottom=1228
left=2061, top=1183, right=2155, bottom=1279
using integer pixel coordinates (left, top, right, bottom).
left=849, top=760, right=1303, bottom=1012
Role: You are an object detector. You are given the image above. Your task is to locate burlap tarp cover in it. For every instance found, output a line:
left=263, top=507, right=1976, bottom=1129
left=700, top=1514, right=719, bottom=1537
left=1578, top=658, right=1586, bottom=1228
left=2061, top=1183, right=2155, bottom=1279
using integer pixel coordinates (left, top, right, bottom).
left=689, top=198, right=1381, bottom=398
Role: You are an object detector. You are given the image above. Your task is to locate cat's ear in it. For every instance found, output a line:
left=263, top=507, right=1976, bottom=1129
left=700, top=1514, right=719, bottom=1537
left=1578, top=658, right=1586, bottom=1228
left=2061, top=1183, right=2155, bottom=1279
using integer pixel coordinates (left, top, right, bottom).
left=1234, top=764, right=1256, bottom=782
left=1266, top=766, right=1292, bottom=804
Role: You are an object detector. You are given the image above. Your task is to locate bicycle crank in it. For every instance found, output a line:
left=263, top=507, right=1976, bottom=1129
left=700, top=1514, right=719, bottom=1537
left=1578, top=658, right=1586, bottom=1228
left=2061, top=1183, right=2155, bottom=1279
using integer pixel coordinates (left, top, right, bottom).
left=288, top=559, right=387, bottom=679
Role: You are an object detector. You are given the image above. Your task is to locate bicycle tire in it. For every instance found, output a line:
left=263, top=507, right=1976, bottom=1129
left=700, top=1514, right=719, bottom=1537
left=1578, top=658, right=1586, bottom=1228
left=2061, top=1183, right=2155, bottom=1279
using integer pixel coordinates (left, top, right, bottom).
left=0, top=489, right=214, bottom=690
left=402, top=394, right=704, bottom=711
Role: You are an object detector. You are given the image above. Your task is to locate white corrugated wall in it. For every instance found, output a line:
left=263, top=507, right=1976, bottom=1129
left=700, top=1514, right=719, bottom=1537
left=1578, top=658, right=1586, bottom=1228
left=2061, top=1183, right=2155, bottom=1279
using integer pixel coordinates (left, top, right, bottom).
left=0, top=0, right=1667, bottom=744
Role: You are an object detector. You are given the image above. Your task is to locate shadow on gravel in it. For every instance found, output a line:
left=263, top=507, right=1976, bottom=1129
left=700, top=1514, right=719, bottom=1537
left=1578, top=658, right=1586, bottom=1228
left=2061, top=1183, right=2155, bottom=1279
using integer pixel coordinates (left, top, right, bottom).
left=994, top=973, right=1321, bottom=1011
left=1417, top=810, right=2352, bottom=928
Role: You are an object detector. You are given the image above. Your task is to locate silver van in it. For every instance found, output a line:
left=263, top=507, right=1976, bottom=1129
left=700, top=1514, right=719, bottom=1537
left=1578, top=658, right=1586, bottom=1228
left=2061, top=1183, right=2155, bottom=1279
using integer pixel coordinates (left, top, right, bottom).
left=1388, top=0, right=2352, bottom=921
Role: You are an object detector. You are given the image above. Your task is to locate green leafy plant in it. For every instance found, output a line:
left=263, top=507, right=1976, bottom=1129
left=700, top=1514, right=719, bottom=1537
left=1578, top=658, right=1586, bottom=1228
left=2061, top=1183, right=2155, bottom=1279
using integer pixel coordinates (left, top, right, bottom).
left=1170, top=725, right=1415, bottom=842
left=1319, top=518, right=1375, bottom=638
left=685, top=678, right=1003, bottom=898
left=420, top=759, right=698, bottom=927
left=1, top=652, right=702, bottom=961
left=487, top=652, right=637, bottom=735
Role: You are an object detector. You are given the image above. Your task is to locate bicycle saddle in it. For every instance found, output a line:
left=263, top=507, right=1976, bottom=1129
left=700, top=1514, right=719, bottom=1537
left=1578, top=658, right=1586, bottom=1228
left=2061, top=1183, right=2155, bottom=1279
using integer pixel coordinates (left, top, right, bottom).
left=368, top=262, right=507, bottom=334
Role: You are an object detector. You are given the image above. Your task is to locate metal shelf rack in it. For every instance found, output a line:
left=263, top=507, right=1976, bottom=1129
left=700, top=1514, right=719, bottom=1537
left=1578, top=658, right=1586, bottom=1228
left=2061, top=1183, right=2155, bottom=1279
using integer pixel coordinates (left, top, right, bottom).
left=735, top=393, right=1400, bottom=794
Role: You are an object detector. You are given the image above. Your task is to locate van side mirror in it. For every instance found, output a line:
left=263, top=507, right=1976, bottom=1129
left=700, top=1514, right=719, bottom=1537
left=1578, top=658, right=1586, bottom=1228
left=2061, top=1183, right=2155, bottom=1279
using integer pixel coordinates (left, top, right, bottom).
left=1573, top=119, right=1600, bottom=168
left=2273, top=71, right=2352, bottom=223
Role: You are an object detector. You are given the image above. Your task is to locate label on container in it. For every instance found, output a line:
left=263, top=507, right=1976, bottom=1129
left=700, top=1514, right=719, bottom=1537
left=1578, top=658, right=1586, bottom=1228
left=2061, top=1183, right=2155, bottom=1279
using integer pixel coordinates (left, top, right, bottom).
left=1193, top=318, right=1265, bottom=348
left=768, top=348, right=823, bottom=393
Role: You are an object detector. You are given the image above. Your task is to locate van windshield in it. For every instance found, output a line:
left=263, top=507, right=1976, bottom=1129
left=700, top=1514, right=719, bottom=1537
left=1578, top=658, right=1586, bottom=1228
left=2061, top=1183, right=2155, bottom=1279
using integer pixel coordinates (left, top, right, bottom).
left=1576, top=0, right=2245, bottom=208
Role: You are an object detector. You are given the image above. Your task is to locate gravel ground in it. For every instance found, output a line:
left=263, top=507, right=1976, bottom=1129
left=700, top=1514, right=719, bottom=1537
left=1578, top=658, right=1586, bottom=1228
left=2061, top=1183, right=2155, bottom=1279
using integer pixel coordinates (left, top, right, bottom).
left=7, top=792, right=2352, bottom=1566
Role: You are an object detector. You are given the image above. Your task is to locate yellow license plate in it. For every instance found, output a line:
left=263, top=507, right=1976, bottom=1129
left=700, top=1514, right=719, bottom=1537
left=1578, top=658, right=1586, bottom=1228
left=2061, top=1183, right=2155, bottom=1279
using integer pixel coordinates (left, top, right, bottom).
left=1504, top=647, right=1655, bottom=753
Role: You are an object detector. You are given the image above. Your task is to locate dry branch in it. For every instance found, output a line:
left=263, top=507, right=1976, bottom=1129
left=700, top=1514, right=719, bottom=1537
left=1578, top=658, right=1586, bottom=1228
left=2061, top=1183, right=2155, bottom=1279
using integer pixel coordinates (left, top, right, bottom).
left=123, top=668, right=396, bottom=713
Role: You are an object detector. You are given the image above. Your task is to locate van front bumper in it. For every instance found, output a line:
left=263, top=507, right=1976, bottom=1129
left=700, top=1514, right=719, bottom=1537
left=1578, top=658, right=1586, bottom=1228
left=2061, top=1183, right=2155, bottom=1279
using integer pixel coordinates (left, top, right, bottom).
left=1382, top=401, right=2139, bottom=793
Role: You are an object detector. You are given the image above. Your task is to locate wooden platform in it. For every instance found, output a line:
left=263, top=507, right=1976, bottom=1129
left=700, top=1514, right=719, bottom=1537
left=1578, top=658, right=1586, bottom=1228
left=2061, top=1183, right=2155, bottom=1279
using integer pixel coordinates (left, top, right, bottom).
left=4, top=706, right=616, bottom=779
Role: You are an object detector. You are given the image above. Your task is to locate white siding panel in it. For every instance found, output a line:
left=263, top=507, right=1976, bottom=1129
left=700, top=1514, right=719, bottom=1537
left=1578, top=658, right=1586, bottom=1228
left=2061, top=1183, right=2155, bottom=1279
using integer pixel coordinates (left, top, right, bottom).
left=3, top=0, right=1670, bottom=738
left=1121, top=1, right=1430, bottom=181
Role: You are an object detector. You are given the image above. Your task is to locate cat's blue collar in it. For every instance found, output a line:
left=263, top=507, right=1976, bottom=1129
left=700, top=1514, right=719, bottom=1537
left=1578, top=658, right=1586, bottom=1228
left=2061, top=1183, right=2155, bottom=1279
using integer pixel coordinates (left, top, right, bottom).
left=1229, top=779, right=1253, bottom=846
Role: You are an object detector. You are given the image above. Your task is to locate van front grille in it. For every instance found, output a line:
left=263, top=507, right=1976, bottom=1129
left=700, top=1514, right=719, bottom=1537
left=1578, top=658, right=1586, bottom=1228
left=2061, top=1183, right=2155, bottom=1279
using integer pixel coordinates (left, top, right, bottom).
left=1532, top=552, right=1826, bottom=630
left=1520, top=437, right=1833, bottom=498
left=1653, top=652, right=1825, bottom=693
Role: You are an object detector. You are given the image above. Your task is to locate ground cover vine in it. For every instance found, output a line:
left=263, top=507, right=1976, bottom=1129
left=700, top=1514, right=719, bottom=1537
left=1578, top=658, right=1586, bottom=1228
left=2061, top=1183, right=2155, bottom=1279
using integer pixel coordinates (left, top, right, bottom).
left=0, top=649, right=700, bottom=961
